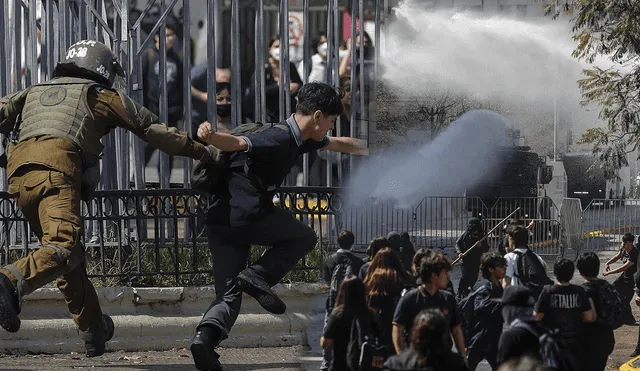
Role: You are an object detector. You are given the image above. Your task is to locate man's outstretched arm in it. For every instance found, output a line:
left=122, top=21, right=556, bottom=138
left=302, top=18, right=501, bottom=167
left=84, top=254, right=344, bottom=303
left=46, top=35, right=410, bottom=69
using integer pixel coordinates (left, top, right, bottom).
left=324, top=137, right=368, bottom=155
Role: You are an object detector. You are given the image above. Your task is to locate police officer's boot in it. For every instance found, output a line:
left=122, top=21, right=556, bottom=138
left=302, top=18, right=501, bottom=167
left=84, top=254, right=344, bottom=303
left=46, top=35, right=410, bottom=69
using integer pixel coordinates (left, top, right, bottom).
left=190, top=325, right=223, bottom=371
left=81, top=314, right=114, bottom=357
left=236, top=269, right=286, bottom=315
left=0, top=272, right=20, bottom=333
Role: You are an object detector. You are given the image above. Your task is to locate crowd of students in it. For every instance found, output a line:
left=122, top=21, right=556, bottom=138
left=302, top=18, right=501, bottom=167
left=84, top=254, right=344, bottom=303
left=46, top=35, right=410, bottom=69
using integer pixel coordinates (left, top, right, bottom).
left=318, top=224, right=629, bottom=371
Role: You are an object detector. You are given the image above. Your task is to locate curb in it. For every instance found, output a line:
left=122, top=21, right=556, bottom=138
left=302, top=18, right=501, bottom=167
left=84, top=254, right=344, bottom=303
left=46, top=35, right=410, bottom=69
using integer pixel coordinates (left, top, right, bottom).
left=0, top=284, right=328, bottom=354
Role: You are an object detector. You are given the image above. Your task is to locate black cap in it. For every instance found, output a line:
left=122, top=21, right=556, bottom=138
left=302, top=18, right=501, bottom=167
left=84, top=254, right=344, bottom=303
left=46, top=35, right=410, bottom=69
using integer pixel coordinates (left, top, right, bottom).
left=495, top=285, right=536, bottom=307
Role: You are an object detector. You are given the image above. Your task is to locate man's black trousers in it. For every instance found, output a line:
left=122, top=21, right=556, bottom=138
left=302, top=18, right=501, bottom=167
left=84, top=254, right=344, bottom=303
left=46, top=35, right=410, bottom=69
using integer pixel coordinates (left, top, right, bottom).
left=196, top=207, right=317, bottom=343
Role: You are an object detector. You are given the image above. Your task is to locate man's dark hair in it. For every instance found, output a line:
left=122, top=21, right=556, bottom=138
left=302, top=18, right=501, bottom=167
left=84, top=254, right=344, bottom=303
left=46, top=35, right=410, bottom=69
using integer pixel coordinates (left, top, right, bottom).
left=337, top=230, right=355, bottom=250
left=553, top=257, right=574, bottom=283
left=418, top=253, right=452, bottom=284
left=623, top=232, right=635, bottom=243
left=481, top=252, right=507, bottom=279
left=296, top=82, right=344, bottom=116
left=507, top=226, right=529, bottom=247
left=576, top=252, right=600, bottom=278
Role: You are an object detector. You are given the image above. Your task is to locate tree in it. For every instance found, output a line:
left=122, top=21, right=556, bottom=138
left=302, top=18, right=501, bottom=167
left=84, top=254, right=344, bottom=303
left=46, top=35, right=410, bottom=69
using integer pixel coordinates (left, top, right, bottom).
left=542, top=0, right=640, bottom=180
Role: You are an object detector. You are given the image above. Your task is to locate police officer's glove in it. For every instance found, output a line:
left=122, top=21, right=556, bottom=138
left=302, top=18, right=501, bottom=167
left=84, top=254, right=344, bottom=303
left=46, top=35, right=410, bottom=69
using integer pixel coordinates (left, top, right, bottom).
left=0, top=153, right=6, bottom=169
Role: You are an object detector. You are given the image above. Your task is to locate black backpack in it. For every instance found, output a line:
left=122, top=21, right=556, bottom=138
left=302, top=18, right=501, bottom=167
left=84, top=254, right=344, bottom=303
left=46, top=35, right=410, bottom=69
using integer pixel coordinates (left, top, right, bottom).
left=191, top=122, right=289, bottom=195
left=513, top=249, right=552, bottom=298
left=346, top=315, right=388, bottom=371
left=588, top=279, right=624, bottom=329
left=328, top=255, right=354, bottom=309
left=457, top=283, right=489, bottom=346
left=512, top=319, right=577, bottom=371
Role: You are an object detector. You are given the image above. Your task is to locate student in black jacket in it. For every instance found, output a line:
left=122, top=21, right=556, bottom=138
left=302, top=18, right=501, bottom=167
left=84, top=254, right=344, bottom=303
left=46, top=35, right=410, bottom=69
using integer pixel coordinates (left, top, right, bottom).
left=466, top=252, right=506, bottom=371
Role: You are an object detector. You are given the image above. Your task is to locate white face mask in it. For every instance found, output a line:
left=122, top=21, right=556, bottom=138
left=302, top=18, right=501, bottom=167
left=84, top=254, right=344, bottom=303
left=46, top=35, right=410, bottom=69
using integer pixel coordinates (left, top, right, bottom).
left=270, top=48, right=280, bottom=61
left=317, top=42, right=328, bottom=57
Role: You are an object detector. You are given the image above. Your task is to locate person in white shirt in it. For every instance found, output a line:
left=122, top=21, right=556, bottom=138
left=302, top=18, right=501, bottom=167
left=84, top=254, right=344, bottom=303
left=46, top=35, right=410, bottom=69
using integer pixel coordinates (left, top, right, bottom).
left=503, top=226, right=549, bottom=290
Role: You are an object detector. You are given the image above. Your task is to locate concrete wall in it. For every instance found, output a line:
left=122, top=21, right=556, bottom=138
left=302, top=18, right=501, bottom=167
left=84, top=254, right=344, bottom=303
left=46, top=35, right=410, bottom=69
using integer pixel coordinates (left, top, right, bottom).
left=0, top=284, right=328, bottom=355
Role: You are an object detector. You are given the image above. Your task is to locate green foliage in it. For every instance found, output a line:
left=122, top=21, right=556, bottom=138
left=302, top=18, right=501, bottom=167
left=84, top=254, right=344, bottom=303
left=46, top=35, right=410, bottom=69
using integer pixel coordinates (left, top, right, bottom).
left=82, top=242, right=324, bottom=288
left=540, top=0, right=640, bottom=179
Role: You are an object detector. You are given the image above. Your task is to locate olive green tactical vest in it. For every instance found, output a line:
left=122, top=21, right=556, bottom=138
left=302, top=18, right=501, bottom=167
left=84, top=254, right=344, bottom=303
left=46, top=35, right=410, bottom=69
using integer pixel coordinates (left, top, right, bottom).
left=18, top=77, right=104, bottom=166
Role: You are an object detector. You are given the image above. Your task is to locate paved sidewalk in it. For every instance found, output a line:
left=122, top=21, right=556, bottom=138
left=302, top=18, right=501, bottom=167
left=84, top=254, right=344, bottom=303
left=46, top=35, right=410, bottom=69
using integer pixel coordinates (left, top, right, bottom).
left=0, top=347, right=304, bottom=370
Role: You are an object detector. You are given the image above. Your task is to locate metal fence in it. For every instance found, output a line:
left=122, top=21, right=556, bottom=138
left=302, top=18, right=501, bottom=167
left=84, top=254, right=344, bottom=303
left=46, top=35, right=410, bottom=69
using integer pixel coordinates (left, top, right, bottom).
left=0, top=190, right=565, bottom=285
left=580, top=199, right=640, bottom=253
left=1, top=0, right=384, bottom=191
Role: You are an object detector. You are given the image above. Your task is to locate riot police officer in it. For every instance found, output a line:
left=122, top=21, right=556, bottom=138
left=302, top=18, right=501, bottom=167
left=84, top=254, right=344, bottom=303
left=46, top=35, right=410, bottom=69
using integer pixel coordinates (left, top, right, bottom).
left=0, top=40, right=215, bottom=357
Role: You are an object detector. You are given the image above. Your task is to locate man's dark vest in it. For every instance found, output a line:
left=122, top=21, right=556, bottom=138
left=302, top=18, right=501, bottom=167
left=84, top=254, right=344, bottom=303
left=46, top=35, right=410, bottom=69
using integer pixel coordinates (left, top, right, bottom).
left=18, top=77, right=104, bottom=166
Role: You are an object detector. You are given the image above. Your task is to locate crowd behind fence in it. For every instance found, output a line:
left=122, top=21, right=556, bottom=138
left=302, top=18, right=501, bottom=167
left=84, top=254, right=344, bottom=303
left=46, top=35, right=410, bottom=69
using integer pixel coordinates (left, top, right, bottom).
left=1, top=0, right=385, bottom=192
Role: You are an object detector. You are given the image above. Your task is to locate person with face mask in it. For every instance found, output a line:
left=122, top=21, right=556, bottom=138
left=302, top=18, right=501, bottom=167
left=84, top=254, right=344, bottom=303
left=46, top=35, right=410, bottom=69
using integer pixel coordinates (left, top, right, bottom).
left=338, top=31, right=374, bottom=79
left=246, top=35, right=303, bottom=124
left=297, top=31, right=328, bottom=84
left=190, top=66, right=231, bottom=131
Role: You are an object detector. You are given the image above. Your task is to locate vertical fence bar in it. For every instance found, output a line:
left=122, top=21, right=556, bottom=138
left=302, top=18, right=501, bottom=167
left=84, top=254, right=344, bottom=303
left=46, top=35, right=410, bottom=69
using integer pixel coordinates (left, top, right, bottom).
left=278, top=0, right=286, bottom=122
left=0, top=0, right=7, bottom=96
left=13, top=0, right=22, bottom=92
left=27, top=0, right=37, bottom=87
left=230, top=0, right=241, bottom=128
left=183, top=0, right=192, bottom=187
left=254, top=0, right=263, bottom=123
left=206, top=0, right=218, bottom=131
left=283, top=0, right=291, bottom=118
left=302, top=0, right=310, bottom=186
left=158, top=0, right=169, bottom=190
left=349, top=0, right=358, bottom=185
left=258, top=0, right=266, bottom=124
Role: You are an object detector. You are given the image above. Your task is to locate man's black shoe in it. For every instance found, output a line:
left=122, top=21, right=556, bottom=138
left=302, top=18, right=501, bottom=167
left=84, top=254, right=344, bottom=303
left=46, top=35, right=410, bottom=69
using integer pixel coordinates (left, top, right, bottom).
left=236, top=270, right=286, bottom=315
left=0, top=272, right=20, bottom=333
left=82, top=314, right=115, bottom=357
left=191, top=325, right=223, bottom=371
left=631, top=349, right=640, bottom=358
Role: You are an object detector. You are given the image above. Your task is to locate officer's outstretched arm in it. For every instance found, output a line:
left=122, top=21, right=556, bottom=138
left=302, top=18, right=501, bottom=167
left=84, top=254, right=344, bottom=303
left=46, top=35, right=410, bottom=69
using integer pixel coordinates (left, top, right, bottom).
left=112, top=90, right=212, bottom=162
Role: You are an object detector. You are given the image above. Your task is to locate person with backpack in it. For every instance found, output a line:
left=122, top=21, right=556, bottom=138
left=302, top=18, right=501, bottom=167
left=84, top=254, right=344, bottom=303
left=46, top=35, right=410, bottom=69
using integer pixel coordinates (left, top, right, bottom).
left=533, top=258, right=596, bottom=369
left=364, top=248, right=409, bottom=351
left=321, top=275, right=385, bottom=371
left=576, top=252, right=619, bottom=370
left=191, top=82, right=368, bottom=371
left=503, top=226, right=551, bottom=298
left=321, top=230, right=364, bottom=371
left=456, top=218, right=490, bottom=298
left=602, top=232, right=638, bottom=326
left=384, top=309, right=467, bottom=371
left=391, top=253, right=466, bottom=360
left=464, top=252, right=507, bottom=371
left=497, top=285, right=576, bottom=371
left=358, top=237, right=390, bottom=280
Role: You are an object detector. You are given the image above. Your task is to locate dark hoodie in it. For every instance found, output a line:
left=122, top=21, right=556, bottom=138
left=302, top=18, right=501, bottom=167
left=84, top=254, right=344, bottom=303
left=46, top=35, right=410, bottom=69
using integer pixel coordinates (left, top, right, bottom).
left=387, top=231, right=402, bottom=252
left=456, top=218, right=489, bottom=264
